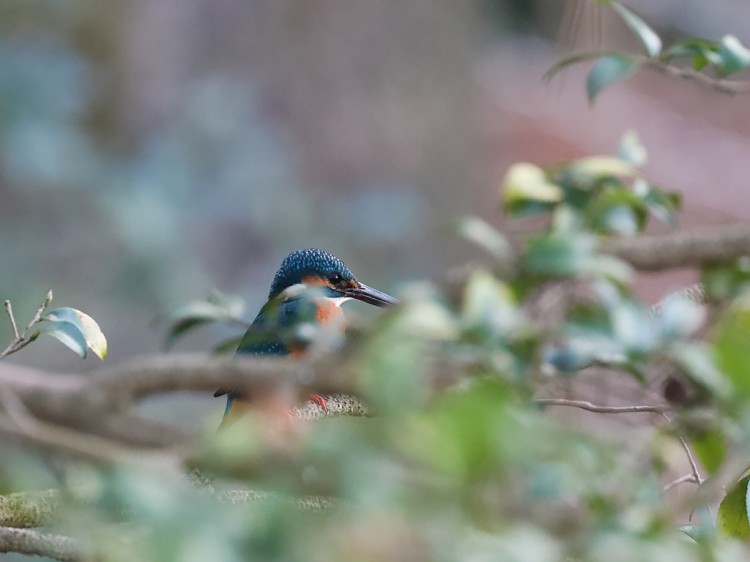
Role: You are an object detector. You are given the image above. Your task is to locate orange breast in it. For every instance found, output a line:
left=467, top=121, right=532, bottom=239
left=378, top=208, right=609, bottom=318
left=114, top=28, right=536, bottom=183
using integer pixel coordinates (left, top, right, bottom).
left=315, top=299, right=345, bottom=327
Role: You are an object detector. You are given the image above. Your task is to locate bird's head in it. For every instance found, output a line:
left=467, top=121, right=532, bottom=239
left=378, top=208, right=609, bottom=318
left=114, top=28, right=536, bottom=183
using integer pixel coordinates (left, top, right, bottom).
left=269, top=248, right=398, bottom=307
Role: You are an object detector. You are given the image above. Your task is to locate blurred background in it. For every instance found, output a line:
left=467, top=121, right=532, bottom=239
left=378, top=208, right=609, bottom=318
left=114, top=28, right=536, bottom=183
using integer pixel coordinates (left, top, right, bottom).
left=1, top=0, right=749, bottom=425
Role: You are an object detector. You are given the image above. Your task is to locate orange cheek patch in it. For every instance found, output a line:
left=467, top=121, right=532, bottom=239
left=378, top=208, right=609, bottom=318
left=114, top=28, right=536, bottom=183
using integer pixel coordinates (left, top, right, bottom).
left=302, top=275, right=329, bottom=287
left=315, top=300, right=344, bottom=325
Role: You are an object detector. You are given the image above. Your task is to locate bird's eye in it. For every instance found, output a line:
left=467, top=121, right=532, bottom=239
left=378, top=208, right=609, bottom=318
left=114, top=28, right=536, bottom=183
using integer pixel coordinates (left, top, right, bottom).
left=328, top=272, right=343, bottom=285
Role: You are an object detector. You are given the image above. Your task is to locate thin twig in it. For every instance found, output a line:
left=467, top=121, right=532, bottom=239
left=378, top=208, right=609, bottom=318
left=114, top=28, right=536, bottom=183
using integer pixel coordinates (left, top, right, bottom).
left=0, top=292, right=53, bottom=360
left=662, top=413, right=703, bottom=486
left=662, top=473, right=699, bottom=492
left=645, top=59, right=750, bottom=96
left=536, top=398, right=670, bottom=414
left=4, top=301, right=19, bottom=340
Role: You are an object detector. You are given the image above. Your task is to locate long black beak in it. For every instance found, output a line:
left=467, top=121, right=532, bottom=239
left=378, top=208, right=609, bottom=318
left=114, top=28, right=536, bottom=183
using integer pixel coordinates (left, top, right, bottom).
left=345, top=283, right=399, bottom=307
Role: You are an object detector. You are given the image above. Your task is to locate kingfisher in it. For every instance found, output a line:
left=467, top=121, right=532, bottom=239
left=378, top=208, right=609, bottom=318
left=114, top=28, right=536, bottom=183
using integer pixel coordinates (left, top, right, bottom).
left=215, top=248, right=398, bottom=426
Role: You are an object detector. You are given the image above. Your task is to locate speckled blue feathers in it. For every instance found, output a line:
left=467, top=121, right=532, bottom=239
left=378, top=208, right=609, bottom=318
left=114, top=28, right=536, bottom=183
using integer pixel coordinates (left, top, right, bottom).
left=269, top=248, right=354, bottom=298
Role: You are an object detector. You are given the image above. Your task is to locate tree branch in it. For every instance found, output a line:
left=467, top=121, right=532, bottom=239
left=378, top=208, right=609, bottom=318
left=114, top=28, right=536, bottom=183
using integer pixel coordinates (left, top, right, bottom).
left=662, top=474, right=698, bottom=492
left=0, top=526, right=85, bottom=562
left=602, top=223, right=750, bottom=271
left=644, top=60, right=750, bottom=96
left=536, top=398, right=670, bottom=414
left=0, top=292, right=53, bottom=359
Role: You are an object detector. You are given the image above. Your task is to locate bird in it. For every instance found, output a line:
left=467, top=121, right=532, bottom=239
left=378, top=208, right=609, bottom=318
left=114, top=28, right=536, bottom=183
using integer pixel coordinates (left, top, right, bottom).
left=215, top=248, right=398, bottom=427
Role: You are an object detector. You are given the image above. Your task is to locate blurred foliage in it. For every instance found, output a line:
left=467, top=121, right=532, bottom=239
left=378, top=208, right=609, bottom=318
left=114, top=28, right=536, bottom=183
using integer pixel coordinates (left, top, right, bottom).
left=547, top=0, right=750, bottom=102
left=5, top=2, right=750, bottom=562
left=108, top=131, right=750, bottom=561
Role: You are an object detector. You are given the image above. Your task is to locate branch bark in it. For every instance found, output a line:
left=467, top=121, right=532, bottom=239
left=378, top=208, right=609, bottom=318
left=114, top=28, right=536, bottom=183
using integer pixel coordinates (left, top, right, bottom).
left=602, top=223, right=750, bottom=271
left=0, top=526, right=85, bottom=562
left=536, top=398, right=670, bottom=414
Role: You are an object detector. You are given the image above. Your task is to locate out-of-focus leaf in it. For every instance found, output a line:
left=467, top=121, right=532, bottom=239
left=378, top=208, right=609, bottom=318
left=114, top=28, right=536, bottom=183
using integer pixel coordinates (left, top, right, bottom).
left=656, top=294, right=706, bottom=341
left=523, top=233, right=595, bottom=278
left=544, top=51, right=605, bottom=82
left=502, top=163, right=562, bottom=217
left=454, top=216, right=512, bottom=260
left=669, top=342, right=731, bottom=400
left=610, top=299, right=655, bottom=354
left=397, top=294, right=457, bottom=341
left=164, top=291, right=246, bottom=348
left=713, top=295, right=750, bottom=400
left=212, top=336, right=244, bottom=355
left=617, top=131, right=648, bottom=166
left=702, top=259, right=750, bottom=302
left=560, top=156, right=638, bottom=191
left=37, top=319, right=89, bottom=359
left=691, top=429, right=726, bottom=475
left=402, top=379, right=514, bottom=480
left=463, top=270, right=520, bottom=337
left=717, top=474, right=750, bottom=538
left=583, top=255, right=634, bottom=287
left=664, top=39, right=722, bottom=71
left=41, top=307, right=107, bottom=359
left=717, top=35, right=750, bottom=75
left=586, top=54, right=640, bottom=103
left=642, top=186, right=681, bottom=226
left=587, top=189, right=646, bottom=235
left=611, top=2, right=662, bottom=57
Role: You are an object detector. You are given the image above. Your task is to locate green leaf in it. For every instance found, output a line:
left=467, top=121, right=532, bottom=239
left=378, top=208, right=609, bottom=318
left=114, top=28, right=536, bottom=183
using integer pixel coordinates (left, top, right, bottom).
left=669, top=342, right=731, bottom=400
left=702, top=259, right=750, bottom=301
left=402, top=379, right=515, bottom=480
left=616, top=131, right=648, bottom=166
left=42, top=307, right=108, bottom=360
left=454, top=216, right=512, bottom=260
left=717, top=474, right=750, bottom=538
left=717, top=35, right=750, bottom=75
left=642, top=185, right=681, bottom=226
left=463, top=270, right=520, bottom=336
left=691, top=429, right=726, bottom=474
left=713, top=295, right=750, bottom=401
left=164, top=291, right=246, bottom=348
left=587, top=55, right=640, bottom=103
left=586, top=189, right=646, bottom=235
left=544, top=51, right=606, bottom=82
left=560, top=156, right=638, bottom=191
left=611, top=2, right=662, bottom=57
left=37, top=319, right=89, bottom=359
left=502, top=163, right=563, bottom=217
left=523, top=233, right=595, bottom=278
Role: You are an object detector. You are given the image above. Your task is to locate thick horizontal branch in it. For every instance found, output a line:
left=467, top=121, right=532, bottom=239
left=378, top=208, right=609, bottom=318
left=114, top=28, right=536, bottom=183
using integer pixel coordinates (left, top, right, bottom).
left=0, top=526, right=85, bottom=562
left=602, top=223, right=750, bottom=271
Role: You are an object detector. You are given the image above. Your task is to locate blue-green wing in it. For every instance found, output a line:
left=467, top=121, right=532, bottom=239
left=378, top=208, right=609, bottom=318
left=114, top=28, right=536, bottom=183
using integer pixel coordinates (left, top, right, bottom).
left=216, top=298, right=317, bottom=418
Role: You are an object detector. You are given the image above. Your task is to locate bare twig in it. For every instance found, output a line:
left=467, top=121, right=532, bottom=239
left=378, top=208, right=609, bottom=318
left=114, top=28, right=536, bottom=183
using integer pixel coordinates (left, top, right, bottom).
left=536, top=398, right=670, bottom=414
left=644, top=59, right=750, bottom=96
left=0, top=292, right=53, bottom=360
left=662, top=474, right=698, bottom=492
left=4, top=301, right=19, bottom=340
left=662, top=413, right=703, bottom=486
